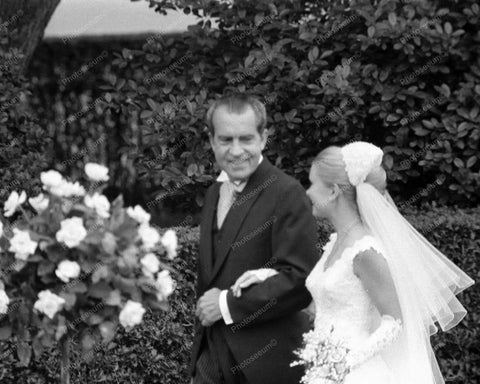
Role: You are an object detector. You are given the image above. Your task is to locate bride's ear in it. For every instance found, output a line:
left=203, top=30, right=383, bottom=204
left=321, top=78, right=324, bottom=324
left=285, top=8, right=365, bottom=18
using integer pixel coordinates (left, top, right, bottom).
left=331, top=183, right=342, bottom=200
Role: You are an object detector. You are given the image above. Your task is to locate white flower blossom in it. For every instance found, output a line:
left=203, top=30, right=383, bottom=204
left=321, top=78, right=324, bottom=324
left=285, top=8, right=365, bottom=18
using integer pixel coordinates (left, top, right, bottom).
left=84, top=193, right=110, bottom=218
left=28, top=193, right=49, bottom=212
left=56, top=217, right=87, bottom=248
left=4, top=191, right=26, bottom=217
left=155, top=270, right=175, bottom=301
left=126, top=205, right=151, bottom=224
left=40, top=170, right=64, bottom=189
left=33, top=290, right=66, bottom=319
left=8, top=228, right=38, bottom=261
left=50, top=180, right=86, bottom=197
left=85, top=163, right=109, bottom=182
left=138, top=223, right=160, bottom=250
left=0, top=290, right=10, bottom=314
left=140, top=253, right=160, bottom=276
left=119, top=300, right=146, bottom=329
left=161, top=229, right=178, bottom=259
left=55, top=260, right=81, bottom=283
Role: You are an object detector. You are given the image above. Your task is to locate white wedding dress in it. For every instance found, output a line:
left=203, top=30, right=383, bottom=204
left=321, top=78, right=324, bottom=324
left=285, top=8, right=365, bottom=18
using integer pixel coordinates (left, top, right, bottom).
left=305, top=233, right=398, bottom=384
left=233, top=142, right=473, bottom=384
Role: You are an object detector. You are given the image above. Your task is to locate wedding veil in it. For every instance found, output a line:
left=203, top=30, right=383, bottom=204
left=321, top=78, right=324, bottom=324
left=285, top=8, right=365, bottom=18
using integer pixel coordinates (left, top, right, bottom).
left=357, top=182, right=473, bottom=383
left=341, top=142, right=474, bottom=384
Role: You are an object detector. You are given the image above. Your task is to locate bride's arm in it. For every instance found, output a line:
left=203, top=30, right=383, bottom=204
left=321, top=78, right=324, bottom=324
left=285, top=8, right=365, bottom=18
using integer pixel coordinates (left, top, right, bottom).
left=230, top=268, right=279, bottom=297
left=353, top=248, right=402, bottom=320
left=346, top=248, right=403, bottom=368
left=231, top=270, right=316, bottom=322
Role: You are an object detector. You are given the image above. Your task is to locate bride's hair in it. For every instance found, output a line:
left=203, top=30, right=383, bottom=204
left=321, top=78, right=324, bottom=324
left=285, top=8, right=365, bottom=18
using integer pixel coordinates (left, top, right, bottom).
left=312, top=146, right=387, bottom=200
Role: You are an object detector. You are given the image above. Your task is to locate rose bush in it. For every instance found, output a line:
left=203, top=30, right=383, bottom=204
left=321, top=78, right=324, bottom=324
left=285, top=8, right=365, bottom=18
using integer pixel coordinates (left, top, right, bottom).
left=0, top=163, right=178, bottom=383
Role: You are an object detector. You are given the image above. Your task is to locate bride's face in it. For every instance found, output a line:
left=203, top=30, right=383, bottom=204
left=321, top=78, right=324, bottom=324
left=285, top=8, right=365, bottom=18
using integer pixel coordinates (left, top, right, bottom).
left=306, top=165, right=336, bottom=219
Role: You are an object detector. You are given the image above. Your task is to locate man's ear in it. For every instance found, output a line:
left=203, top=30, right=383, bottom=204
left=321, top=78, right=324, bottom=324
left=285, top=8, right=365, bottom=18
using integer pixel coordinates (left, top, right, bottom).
left=208, top=131, right=215, bottom=148
left=260, top=129, right=269, bottom=150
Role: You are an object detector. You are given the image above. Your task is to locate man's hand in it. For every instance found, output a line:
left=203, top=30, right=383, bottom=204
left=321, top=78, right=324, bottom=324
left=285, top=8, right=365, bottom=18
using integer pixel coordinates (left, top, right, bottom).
left=195, top=288, right=222, bottom=327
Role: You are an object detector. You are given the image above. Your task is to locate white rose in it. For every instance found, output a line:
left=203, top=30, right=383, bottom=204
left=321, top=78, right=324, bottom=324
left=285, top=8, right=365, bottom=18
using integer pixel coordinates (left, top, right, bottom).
left=40, top=170, right=64, bottom=189
left=4, top=191, right=26, bottom=217
left=0, top=290, right=10, bottom=314
left=118, top=300, right=146, bottom=329
left=84, top=193, right=110, bottom=218
left=126, top=205, right=151, bottom=224
left=155, top=270, right=175, bottom=301
left=85, top=163, right=109, bottom=182
left=8, top=228, right=38, bottom=261
left=33, top=290, right=66, bottom=319
left=161, top=229, right=178, bottom=260
left=28, top=193, right=49, bottom=212
left=51, top=180, right=86, bottom=197
left=140, top=253, right=160, bottom=276
left=56, top=217, right=87, bottom=248
left=138, top=223, right=160, bottom=250
left=55, top=260, right=81, bottom=283
left=49, top=180, right=68, bottom=197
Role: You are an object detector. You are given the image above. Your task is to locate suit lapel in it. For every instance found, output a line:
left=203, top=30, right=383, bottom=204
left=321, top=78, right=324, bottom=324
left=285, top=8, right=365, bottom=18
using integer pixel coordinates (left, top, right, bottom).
left=208, top=158, right=274, bottom=285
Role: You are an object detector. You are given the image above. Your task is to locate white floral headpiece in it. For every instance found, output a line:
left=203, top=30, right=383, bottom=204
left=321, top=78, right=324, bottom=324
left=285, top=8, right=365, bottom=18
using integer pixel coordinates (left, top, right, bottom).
left=340, top=142, right=384, bottom=186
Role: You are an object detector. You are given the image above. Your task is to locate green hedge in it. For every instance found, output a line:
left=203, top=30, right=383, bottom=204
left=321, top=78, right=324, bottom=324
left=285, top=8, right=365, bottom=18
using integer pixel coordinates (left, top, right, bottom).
left=4, top=0, right=477, bottom=218
left=100, top=0, right=479, bottom=209
left=0, top=206, right=478, bottom=383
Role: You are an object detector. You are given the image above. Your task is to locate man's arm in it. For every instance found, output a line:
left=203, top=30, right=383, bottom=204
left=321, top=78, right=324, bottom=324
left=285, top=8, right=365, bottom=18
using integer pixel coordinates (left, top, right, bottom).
left=225, top=183, right=318, bottom=327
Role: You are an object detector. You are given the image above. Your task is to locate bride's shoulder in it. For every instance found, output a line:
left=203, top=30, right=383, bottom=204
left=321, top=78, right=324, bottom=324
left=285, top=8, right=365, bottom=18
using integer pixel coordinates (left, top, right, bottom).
left=349, top=226, right=382, bottom=251
left=350, top=234, right=387, bottom=276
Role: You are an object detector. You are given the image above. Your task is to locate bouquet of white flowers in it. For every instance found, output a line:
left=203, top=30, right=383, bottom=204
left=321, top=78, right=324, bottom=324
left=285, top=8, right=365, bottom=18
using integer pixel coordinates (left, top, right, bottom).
left=291, top=327, right=351, bottom=384
left=0, top=163, right=178, bottom=383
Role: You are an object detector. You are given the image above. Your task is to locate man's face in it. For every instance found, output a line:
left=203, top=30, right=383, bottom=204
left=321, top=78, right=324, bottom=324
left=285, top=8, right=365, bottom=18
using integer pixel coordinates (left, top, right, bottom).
left=209, top=105, right=267, bottom=182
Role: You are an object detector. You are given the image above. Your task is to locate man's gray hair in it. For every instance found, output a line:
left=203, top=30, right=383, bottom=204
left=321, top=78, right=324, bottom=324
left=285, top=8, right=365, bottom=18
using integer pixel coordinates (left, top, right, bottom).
left=206, top=94, right=267, bottom=135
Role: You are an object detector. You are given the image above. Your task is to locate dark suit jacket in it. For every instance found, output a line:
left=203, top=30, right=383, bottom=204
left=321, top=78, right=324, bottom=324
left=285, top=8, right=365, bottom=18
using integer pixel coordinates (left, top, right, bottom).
left=190, top=158, right=318, bottom=384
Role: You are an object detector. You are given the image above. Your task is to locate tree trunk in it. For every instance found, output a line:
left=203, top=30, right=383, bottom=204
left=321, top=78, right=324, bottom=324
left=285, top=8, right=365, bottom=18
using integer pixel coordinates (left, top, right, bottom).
left=0, top=0, right=61, bottom=75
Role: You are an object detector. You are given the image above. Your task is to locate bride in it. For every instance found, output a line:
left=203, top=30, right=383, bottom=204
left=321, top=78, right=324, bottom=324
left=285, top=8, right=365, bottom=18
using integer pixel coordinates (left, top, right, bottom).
left=230, top=142, right=474, bottom=384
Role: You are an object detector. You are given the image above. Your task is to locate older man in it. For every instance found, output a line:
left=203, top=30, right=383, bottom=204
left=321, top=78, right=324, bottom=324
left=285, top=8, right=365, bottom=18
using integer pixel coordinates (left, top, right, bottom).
left=190, top=94, right=318, bottom=384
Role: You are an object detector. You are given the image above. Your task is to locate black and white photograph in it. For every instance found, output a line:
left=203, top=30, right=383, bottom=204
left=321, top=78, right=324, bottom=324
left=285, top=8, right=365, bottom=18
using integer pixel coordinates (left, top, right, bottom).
left=0, top=0, right=478, bottom=383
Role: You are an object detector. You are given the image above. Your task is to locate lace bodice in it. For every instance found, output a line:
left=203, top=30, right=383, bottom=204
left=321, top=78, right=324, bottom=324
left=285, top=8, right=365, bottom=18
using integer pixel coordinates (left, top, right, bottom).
left=306, top=233, right=385, bottom=349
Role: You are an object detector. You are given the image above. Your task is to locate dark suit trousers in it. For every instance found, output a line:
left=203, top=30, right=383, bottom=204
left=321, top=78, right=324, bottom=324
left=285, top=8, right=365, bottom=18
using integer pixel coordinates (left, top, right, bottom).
left=193, top=324, right=249, bottom=384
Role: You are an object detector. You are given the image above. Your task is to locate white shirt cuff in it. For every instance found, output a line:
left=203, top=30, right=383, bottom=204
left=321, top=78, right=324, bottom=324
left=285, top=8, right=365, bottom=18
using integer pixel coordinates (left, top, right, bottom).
left=219, top=290, right=234, bottom=325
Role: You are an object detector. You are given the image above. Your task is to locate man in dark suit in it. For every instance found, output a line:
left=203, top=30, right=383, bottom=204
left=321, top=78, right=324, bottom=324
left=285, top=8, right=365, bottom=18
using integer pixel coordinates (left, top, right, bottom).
left=190, top=94, right=318, bottom=384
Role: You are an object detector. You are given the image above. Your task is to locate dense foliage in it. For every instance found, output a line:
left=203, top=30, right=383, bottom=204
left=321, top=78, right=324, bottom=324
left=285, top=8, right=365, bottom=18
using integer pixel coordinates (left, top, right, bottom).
left=101, top=0, right=479, bottom=209
left=0, top=206, right=478, bottom=383
left=2, top=0, right=476, bottom=219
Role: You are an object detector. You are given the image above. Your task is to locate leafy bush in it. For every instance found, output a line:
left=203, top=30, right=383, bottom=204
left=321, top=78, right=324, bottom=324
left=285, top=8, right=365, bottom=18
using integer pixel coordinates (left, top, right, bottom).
left=1, top=206, right=478, bottom=383
left=24, top=0, right=480, bottom=215
left=97, top=0, right=480, bottom=209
